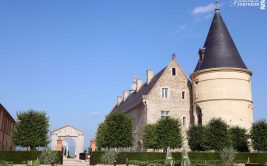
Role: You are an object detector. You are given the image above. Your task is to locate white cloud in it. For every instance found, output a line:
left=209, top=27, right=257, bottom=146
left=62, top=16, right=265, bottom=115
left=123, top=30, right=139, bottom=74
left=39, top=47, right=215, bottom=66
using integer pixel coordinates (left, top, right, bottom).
left=192, top=3, right=216, bottom=15
left=89, top=111, right=100, bottom=118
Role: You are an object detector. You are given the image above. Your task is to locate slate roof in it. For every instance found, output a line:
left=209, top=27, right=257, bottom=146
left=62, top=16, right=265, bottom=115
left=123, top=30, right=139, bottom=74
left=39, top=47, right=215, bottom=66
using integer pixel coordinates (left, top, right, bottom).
left=194, top=8, right=247, bottom=72
left=114, top=67, right=166, bottom=112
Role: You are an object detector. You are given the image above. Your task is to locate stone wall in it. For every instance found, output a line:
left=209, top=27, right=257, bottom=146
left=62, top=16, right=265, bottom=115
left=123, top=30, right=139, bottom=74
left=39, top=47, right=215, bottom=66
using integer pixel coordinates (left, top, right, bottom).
left=191, top=68, right=253, bottom=129
left=126, top=103, right=146, bottom=151
left=146, top=59, right=192, bottom=130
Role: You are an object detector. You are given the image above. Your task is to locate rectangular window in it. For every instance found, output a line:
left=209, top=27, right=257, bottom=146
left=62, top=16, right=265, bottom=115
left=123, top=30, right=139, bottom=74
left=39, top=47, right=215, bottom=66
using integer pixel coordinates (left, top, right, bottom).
left=172, top=68, right=176, bottom=76
left=182, top=117, right=186, bottom=126
left=182, top=91, right=185, bottom=99
left=162, top=88, right=168, bottom=98
left=161, top=111, right=170, bottom=119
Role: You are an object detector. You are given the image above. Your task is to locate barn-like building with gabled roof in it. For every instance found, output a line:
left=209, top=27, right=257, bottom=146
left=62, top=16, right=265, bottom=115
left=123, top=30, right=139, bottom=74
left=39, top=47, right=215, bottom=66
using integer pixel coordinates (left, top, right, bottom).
left=112, top=56, right=192, bottom=151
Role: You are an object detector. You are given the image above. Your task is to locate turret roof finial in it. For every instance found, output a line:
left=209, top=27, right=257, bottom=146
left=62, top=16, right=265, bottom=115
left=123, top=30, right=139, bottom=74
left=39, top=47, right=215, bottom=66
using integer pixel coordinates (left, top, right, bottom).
left=215, top=2, right=220, bottom=12
left=172, top=53, right=176, bottom=60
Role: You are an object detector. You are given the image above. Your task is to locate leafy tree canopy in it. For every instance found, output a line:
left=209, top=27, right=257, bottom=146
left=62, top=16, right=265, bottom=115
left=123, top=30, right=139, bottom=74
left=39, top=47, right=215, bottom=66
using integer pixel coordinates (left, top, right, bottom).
left=187, top=125, right=206, bottom=151
left=143, top=124, right=158, bottom=150
left=229, top=126, right=249, bottom=152
left=96, top=122, right=108, bottom=149
left=98, top=111, right=134, bottom=149
left=13, top=109, right=49, bottom=150
left=156, top=117, right=182, bottom=150
left=251, top=119, right=267, bottom=151
left=203, top=118, right=231, bottom=151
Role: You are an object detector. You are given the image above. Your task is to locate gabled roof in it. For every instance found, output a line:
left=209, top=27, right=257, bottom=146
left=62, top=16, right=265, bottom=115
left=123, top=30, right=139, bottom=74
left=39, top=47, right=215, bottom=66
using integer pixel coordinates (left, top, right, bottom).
left=194, top=7, right=247, bottom=72
left=113, top=57, right=190, bottom=112
left=50, top=125, right=84, bottom=134
left=114, top=67, right=166, bottom=112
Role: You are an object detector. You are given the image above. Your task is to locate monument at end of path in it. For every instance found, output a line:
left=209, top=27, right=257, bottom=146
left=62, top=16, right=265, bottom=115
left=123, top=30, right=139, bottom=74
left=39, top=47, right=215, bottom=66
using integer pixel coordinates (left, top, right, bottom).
left=50, top=125, right=84, bottom=159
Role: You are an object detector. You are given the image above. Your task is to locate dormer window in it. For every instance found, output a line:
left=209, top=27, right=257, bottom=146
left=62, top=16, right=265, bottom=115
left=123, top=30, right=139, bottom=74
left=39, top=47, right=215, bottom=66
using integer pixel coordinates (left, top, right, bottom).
left=172, top=68, right=176, bottom=76
left=198, top=48, right=206, bottom=61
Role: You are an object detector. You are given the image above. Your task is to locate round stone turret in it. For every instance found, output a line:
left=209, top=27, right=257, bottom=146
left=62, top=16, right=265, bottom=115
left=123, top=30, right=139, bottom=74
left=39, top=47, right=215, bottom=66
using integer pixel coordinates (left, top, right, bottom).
left=191, top=5, right=253, bottom=129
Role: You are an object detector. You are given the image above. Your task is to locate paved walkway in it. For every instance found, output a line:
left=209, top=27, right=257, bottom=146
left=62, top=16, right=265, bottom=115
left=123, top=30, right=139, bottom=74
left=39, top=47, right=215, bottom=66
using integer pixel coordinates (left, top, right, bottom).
left=63, top=157, right=89, bottom=166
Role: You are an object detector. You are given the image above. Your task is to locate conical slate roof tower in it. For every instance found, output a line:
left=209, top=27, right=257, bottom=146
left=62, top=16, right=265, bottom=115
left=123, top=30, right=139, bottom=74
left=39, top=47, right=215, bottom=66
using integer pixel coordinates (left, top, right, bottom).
left=191, top=3, right=253, bottom=130
left=194, top=4, right=247, bottom=71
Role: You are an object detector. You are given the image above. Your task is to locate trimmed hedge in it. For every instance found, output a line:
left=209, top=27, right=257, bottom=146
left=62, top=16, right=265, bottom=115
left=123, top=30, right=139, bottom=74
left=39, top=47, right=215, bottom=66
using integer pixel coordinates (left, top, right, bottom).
left=173, top=152, right=267, bottom=164
left=235, top=153, right=267, bottom=164
left=0, top=151, right=62, bottom=164
left=91, top=151, right=267, bottom=165
left=90, top=152, right=166, bottom=165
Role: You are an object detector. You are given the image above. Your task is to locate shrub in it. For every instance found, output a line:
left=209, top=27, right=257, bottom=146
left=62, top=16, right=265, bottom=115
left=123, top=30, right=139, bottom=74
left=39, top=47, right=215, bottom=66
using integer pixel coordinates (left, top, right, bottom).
left=90, top=151, right=267, bottom=165
left=101, top=151, right=118, bottom=164
left=251, top=120, right=267, bottom=151
left=91, top=152, right=166, bottom=165
left=38, top=148, right=58, bottom=164
left=32, top=160, right=40, bottom=166
left=188, top=152, right=220, bottom=160
left=0, top=151, right=62, bottom=164
left=220, top=147, right=237, bottom=166
left=0, top=160, right=13, bottom=166
left=129, top=159, right=166, bottom=166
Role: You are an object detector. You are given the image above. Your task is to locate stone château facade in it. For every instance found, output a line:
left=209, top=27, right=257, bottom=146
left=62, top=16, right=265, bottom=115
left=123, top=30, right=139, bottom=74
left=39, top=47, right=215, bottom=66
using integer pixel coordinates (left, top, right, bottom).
left=111, top=6, right=253, bottom=150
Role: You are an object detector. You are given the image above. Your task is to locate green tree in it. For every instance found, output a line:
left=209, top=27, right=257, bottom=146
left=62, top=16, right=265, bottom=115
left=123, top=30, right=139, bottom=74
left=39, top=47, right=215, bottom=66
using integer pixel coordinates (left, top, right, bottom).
left=251, top=119, right=267, bottom=151
left=229, top=126, right=249, bottom=152
left=187, top=125, right=206, bottom=151
left=204, top=118, right=231, bottom=151
left=156, top=117, right=182, bottom=150
left=105, top=111, right=134, bottom=148
left=96, top=122, right=108, bottom=149
left=13, top=109, right=49, bottom=150
left=143, top=124, right=158, bottom=151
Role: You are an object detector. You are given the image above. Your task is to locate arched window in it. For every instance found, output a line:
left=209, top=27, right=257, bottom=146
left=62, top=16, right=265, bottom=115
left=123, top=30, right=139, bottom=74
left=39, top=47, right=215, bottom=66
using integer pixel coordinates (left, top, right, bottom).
left=196, top=106, right=202, bottom=125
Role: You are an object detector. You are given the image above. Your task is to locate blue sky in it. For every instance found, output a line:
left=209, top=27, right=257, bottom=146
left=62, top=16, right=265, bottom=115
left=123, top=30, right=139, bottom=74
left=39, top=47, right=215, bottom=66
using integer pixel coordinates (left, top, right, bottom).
left=0, top=0, right=266, bottom=147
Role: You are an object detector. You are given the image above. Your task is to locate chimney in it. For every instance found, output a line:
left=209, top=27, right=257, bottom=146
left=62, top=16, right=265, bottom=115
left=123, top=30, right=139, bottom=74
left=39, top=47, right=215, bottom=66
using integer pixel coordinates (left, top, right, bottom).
left=129, top=76, right=137, bottom=94
left=147, top=70, right=154, bottom=84
left=123, top=90, right=128, bottom=101
left=117, top=96, right=122, bottom=105
left=136, top=79, right=142, bottom=92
